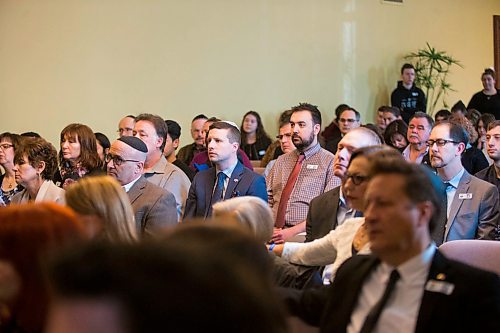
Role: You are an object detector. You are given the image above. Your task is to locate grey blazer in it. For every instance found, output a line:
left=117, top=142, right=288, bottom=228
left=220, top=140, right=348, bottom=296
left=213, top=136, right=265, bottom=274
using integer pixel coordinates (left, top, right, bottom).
left=128, top=175, right=178, bottom=236
left=445, top=171, right=499, bottom=241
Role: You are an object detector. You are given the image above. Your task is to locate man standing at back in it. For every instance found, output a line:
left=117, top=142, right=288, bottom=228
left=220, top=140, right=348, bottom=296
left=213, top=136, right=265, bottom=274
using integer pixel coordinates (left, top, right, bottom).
left=267, top=103, right=340, bottom=243
left=133, top=113, right=191, bottom=220
left=429, top=121, right=499, bottom=244
left=391, top=63, right=427, bottom=124
left=184, top=121, right=267, bottom=219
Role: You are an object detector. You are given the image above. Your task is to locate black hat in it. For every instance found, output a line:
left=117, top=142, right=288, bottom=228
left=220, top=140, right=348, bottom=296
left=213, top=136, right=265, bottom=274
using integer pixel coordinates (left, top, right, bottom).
left=117, top=136, right=148, bottom=153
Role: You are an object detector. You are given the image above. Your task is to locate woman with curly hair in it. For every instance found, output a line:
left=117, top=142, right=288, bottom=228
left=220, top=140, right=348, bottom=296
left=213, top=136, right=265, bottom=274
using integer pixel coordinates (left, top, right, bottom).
left=53, top=123, right=104, bottom=189
left=240, top=111, right=272, bottom=160
left=11, top=138, right=64, bottom=204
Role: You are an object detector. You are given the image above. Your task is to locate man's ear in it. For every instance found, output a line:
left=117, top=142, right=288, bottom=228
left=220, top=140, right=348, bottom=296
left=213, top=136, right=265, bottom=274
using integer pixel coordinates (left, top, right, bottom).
left=155, top=135, right=164, bottom=150
left=313, top=123, right=321, bottom=135
left=173, top=138, right=180, bottom=150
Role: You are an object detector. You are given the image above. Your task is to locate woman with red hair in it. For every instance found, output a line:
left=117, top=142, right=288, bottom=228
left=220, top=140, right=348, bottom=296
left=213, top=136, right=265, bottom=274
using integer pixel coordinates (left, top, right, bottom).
left=0, top=203, right=87, bottom=333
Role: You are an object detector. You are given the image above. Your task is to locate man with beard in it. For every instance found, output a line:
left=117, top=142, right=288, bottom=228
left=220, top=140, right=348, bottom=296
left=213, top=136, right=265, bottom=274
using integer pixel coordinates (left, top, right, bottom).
left=177, top=114, right=208, bottom=166
left=403, top=111, right=433, bottom=168
left=428, top=121, right=499, bottom=245
left=267, top=103, right=340, bottom=243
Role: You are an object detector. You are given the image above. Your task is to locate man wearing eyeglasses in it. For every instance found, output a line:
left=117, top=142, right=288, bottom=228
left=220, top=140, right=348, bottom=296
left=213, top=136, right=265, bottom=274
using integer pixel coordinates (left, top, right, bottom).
left=428, top=121, right=499, bottom=245
left=117, top=115, right=136, bottom=137
left=107, top=136, right=178, bottom=235
left=325, top=108, right=361, bottom=155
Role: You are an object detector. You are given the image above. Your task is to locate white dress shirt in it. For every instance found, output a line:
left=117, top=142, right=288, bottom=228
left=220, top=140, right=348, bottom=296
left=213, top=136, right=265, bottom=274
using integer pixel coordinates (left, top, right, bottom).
left=347, top=244, right=436, bottom=333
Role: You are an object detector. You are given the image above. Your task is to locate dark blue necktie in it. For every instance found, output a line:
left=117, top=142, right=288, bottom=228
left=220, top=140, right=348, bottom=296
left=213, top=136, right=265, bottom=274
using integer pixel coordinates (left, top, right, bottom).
left=211, top=172, right=227, bottom=205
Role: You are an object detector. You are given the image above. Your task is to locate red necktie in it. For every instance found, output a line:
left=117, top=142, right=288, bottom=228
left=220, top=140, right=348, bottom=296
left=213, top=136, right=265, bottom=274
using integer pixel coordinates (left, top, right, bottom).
left=275, top=153, right=305, bottom=228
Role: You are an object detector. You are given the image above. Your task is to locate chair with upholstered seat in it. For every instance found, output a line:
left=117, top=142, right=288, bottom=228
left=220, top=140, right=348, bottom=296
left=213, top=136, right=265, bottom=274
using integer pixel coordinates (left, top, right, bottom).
left=439, top=240, right=500, bottom=275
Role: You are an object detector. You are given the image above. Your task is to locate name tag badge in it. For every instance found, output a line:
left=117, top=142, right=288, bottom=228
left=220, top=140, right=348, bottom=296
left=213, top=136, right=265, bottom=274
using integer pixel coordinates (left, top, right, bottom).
left=306, top=164, right=318, bottom=170
left=425, top=280, right=455, bottom=295
left=458, top=193, right=472, bottom=200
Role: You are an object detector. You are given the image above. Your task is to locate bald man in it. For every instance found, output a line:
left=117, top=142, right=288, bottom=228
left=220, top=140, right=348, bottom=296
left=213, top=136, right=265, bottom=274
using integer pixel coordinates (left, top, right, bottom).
left=107, top=136, right=178, bottom=235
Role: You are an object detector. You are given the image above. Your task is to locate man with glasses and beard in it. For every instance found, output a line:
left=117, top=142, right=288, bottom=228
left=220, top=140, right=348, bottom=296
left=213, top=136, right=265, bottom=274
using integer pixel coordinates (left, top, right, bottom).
left=267, top=103, right=340, bottom=244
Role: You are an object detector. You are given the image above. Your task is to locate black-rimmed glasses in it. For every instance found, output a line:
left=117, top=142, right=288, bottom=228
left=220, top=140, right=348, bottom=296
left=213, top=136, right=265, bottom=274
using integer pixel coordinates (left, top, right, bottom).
left=105, top=154, right=140, bottom=166
left=426, top=139, right=460, bottom=147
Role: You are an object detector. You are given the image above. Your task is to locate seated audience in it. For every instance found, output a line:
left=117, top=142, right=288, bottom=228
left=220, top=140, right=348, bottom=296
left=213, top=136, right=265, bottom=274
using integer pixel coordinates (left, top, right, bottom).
left=375, top=105, right=387, bottom=132
left=435, top=109, right=451, bottom=123
left=403, top=111, right=433, bottom=167
left=65, top=175, right=138, bottom=242
left=465, top=108, right=482, bottom=129
left=381, top=105, right=402, bottom=127
left=476, top=120, right=500, bottom=198
left=264, top=110, right=296, bottom=177
left=270, top=147, right=401, bottom=285
left=325, top=107, right=361, bottom=154
left=0, top=203, right=86, bottom=333
left=451, top=100, right=468, bottom=116
left=240, top=111, right=272, bottom=160
left=321, top=104, right=350, bottom=143
left=94, top=132, right=110, bottom=164
left=476, top=113, right=496, bottom=164
left=177, top=114, right=208, bottom=165
left=20, top=132, right=41, bottom=138
left=45, top=226, right=287, bottom=333
left=11, top=138, right=65, bottom=204
left=107, top=136, right=178, bottom=233
left=184, top=121, right=267, bottom=219
left=449, top=114, right=488, bottom=174
left=281, top=158, right=500, bottom=332
left=163, top=120, right=195, bottom=181
left=0, top=132, right=23, bottom=206
left=133, top=113, right=191, bottom=219
left=383, top=119, right=408, bottom=151
left=261, top=110, right=293, bottom=168
left=117, top=115, right=136, bottom=137
left=53, top=123, right=103, bottom=189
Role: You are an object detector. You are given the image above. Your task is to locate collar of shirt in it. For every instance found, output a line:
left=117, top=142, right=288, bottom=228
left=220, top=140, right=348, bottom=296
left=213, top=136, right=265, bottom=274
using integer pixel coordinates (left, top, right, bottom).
left=146, top=155, right=168, bottom=175
left=122, top=175, right=141, bottom=193
left=216, top=160, right=238, bottom=180
left=446, top=167, right=465, bottom=189
left=339, top=187, right=347, bottom=207
left=402, top=145, right=429, bottom=162
left=297, top=142, right=321, bottom=160
left=380, top=243, right=436, bottom=285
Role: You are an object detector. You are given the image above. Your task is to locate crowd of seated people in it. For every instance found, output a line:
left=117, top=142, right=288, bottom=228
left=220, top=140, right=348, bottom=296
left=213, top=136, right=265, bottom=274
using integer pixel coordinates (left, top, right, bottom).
left=1, top=66, right=500, bottom=331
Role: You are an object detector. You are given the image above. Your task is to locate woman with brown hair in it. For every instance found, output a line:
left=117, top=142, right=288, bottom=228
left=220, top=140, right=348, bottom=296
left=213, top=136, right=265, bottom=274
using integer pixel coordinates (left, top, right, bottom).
left=53, top=123, right=103, bottom=189
left=11, top=138, right=64, bottom=204
left=0, top=203, right=87, bottom=333
left=0, top=132, right=23, bottom=206
left=240, top=111, right=272, bottom=160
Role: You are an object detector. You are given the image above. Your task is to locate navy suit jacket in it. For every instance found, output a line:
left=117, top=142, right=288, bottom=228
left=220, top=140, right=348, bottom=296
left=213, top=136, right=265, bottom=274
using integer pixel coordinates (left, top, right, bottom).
left=282, top=251, right=500, bottom=333
left=183, top=161, right=267, bottom=219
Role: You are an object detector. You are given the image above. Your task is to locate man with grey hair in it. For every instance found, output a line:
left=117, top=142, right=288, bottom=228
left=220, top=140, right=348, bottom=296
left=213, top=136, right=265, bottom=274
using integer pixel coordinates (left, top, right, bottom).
left=107, top=136, right=177, bottom=235
left=133, top=113, right=191, bottom=220
left=184, top=121, right=267, bottom=219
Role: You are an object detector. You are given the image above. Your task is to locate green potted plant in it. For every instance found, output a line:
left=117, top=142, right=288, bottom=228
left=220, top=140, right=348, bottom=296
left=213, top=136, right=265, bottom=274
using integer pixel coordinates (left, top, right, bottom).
left=404, top=43, right=463, bottom=115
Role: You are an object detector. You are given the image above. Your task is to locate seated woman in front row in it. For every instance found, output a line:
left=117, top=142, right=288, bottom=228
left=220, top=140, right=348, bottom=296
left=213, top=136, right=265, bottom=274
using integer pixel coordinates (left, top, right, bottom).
left=268, top=146, right=402, bottom=285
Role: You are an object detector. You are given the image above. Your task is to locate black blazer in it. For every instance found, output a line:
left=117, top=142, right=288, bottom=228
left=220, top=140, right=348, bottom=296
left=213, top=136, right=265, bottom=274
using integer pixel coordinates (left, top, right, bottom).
left=283, top=251, right=500, bottom=333
left=305, top=186, right=341, bottom=242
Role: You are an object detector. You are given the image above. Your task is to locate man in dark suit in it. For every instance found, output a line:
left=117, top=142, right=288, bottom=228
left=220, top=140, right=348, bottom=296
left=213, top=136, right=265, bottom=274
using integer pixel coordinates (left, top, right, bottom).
left=283, top=158, right=500, bottom=332
left=428, top=121, right=499, bottom=244
left=306, top=127, right=381, bottom=241
left=184, top=121, right=267, bottom=219
left=107, top=136, right=177, bottom=235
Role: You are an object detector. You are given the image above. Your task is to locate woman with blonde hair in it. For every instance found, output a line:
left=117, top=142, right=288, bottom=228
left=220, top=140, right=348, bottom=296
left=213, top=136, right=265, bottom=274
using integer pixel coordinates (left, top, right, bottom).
left=65, top=175, right=138, bottom=242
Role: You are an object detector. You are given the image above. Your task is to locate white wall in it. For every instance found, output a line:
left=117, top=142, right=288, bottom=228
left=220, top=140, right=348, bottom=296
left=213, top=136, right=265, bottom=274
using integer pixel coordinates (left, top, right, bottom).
left=1, top=0, right=499, bottom=146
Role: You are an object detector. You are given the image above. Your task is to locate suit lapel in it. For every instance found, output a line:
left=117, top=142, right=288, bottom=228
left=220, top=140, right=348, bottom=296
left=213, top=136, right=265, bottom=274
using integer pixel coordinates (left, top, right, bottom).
left=204, top=168, right=217, bottom=212
left=414, top=251, right=450, bottom=333
left=224, top=161, right=244, bottom=199
left=128, top=176, right=147, bottom=204
left=330, top=187, right=341, bottom=229
left=445, top=171, right=471, bottom=240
